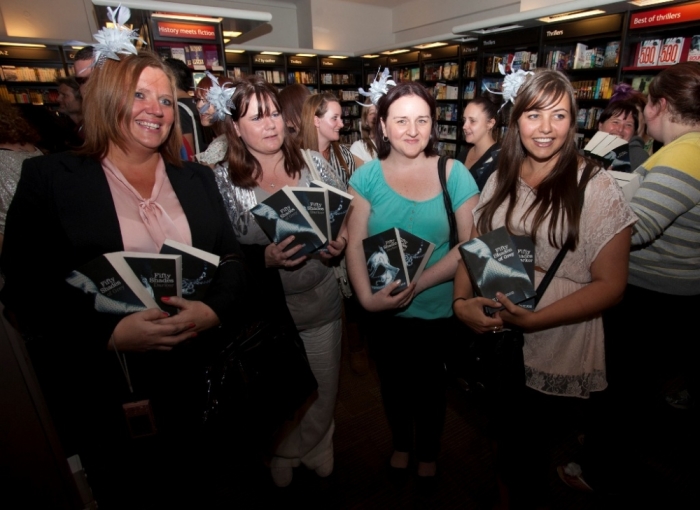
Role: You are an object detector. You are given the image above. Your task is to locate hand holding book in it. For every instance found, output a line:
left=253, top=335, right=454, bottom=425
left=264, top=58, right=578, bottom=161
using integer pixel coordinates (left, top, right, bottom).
left=264, top=235, right=308, bottom=268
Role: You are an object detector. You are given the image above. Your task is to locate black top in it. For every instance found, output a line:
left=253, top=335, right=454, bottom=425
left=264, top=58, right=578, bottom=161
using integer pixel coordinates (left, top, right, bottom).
left=457, top=142, right=501, bottom=191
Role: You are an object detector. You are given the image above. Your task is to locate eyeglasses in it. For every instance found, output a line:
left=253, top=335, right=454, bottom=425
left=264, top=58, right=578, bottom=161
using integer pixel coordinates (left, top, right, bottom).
left=74, top=77, right=89, bottom=85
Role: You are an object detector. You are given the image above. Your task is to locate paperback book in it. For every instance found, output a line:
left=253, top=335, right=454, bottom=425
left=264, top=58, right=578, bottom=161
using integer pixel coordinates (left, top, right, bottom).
left=362, top=228, right=408, bottom=294
left=160, top=239, right=220, bottom=302
left=458, top=226, right=536, bottom=315
left=511, top=236, right=535, bottom=310
left=310, top=180, right=353, bottom=241
left=397, top=229, right=435, bottom=285
left=251, top=186, right=327, bottom=259
left=122, top=253, right=182, bottom=315
left=288, top=187, right=330, bottom=244
left=583, top=131, right=630, bottom=172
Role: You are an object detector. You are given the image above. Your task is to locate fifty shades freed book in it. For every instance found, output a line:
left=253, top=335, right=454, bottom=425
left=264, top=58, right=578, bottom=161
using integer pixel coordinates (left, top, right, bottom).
left=122, top=252, right=182, bottom=315
left=511, top=235, right=535, bottom=310
left=363, top=228, right=408, bottom=294
left=251, top=187, right=327, bottom=259
left=458, top=227, right=536, bottom=315
left=160, top=239, right=220, bottom=302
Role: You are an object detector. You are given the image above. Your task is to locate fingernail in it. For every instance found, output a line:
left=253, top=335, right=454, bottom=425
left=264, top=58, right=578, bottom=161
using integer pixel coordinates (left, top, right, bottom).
left=161, top=312, right=170, bottom=317
left=162, top=296, right=171, bottom=301
left=395, top=279, right=402, bottom=285
left=188, top=322, right=196, bottom=329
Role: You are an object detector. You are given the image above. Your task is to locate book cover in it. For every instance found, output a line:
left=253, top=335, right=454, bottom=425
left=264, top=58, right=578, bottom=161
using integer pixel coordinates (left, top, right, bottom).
left=584, top=131, right=630, bottom=171
left=658, top=37, right=685, bottom=66
left=363, top=228, right=408, bottom=294
left=603, top=41, right=620, bottom=67
left=204, top=48, right=219, bottom=68
left=171, top=47, right=187, bottom=65
left=609, top=170, right=642, bottom=202
left=288, top=187, right=331, bottom=244
left=458, top=227, right=536, bottom=314
left=160, top=239, right=220, bottom=302
left=688, top=35, right=700, bottom=62
left=122, top=253, right=182, bottom=315
left=511, top=236, right=535, bottom=310
left=189, top=45, right=205, bottom=66
left=309, top=180, right=353, bottom=241
left=396, top=229, right=435, bottom=285
left=251, top=187, right=327, bottom=259
left=636, top=39, right=662, bottom=67
left=65, top=252, right=159, bottom=315
left=573, top=43, right=588, bottom=69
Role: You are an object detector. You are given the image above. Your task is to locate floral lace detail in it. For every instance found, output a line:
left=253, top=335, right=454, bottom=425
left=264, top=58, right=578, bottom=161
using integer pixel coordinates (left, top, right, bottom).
left=196, top=135, right=228, bottom=165
left=525, top=366, right=607, bottom=397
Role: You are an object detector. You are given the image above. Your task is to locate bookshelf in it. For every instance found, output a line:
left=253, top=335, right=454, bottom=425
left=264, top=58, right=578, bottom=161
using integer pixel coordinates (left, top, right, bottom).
left=386, top=51, right=421, bottom=83
left=0, top=46, right=67, bottom=107
left=224, top=51, right=250, bottom=81
left=287, top=55, right=318, bottom=93
left=252, top=53, right=287, bottom=88
left=319, top=58, right=362, bottom=145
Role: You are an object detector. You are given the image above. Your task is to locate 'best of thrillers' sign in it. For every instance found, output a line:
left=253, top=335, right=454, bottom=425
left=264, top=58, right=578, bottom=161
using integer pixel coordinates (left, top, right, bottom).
left=630, top=2, right=700, bottom=29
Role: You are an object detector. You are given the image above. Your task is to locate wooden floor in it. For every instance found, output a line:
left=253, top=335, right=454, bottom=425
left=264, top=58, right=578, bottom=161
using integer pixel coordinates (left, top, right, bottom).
left=215, top=337, right=697, bottom=510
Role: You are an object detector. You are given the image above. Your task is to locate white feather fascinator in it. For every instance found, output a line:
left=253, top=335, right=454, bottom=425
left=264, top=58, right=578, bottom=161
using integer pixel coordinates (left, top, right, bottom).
left=92, top=4, right=145, bottom=65
left=358, top=68, right=396, bottom=107
left=487, top=63, right=534, bottom=109
left=198, top=71, right=235, bottom=122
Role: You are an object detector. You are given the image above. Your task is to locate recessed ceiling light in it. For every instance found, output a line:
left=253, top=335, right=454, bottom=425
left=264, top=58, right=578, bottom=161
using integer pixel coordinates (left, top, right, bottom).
left=328, top=55, right=348, bottom=59
left=362, top=54, right=380, bottom=58
left=260, top=51, right=282, bottom=55
left=381, top=49, right=410, bottom=55
left=472, top=25, right=523, bottom=35
left=296, top=53, right=316, bottom=57
left=414, top=42, right=448, bottom=50
left=538, top=10, right=605, bottom=23
left=223, top=31, right=242, bottom=38
left=0, top=42, right=47, bottom=48
left=225, top=49, right=245, bottom=53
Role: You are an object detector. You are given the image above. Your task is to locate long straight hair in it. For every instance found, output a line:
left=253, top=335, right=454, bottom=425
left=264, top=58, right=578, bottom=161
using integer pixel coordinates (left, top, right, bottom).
left=298, top=92, right=350, bottom=175
left=226, top=76, right=304, bottom=189
left=476, top=69, right=593, bottom=250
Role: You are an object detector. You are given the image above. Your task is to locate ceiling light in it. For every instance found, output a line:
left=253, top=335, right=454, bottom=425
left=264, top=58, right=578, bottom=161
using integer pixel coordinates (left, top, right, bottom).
left=92, top=0, right=271, bottom=22
left=456, top=37, right=478, bottom=43
left=151, top=13, right=222, bottom=22
left=538, top=10, right=605, bottom=23
left=328, top=55, right=348, bottom=59
left=628, top=0, right=673, bottom=5
left=414, top=42, right=448, bottom=50
left=0, top=42, right=47, bottom=48
left=362, top=54, right=381, bottom=58
left=225, top=49, right=245, bottom=54
left=381, top=49, right=410, bottom=55
left=261, top=51, right=282, bottom=55
left=472, top=25, right=523, bottom=34
left=296, top=53, right=316, bottom=57
left=223, top=31, right=242, bottom=38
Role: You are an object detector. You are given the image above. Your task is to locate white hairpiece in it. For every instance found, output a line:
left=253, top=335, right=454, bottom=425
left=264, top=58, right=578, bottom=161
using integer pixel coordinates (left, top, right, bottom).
left=487, top=63, right=534, bottom=109
left=198, top=71, right=235, bottom=122
left=357, top=67, right=396, bottom=107
left=92, top=4, right=145, bottom=66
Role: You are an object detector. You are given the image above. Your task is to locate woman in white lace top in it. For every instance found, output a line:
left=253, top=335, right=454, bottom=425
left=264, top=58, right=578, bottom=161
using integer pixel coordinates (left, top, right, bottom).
left=452, top=69, right=636, bottom=508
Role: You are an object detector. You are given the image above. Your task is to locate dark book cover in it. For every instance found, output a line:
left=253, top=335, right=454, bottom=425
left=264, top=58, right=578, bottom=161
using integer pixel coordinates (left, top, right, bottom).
left=363, top=228, right=408, bottom=294
left=288, top=187, right=331, bottom=244
left=157, top=46, right=172, bottom=61
left=122, top=253, right=182, bottom=315
left=251, top=187, right=327, bottom=259
left=396, top=228, right=435, bottom=285
left=160, top=239, right=220, bottom=302
left=65, top=252, right=159, bottom=315
left=310, top=180, right=353, bottom=241
left=584, top=131, right=630, bottom=172
left=458, top=227, right=536, bottom=315
left=511, top=235, right=536, bottom=310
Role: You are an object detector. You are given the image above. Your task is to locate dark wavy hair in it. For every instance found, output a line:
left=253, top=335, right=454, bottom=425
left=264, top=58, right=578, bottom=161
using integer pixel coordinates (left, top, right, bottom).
left=598, top=99, right=639, bottom=134
left=0, top=102, right=40, bottom=145
left=476, top=69, right=596, bottom=250
left=374, top=81, right=439, bottom=160
left=226, top=76, right=304, bottom=189
left=648, top=61, right=700, bottom=125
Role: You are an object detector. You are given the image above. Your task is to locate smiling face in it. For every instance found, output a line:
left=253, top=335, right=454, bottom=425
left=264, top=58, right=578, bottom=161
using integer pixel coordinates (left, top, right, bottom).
left=380, top=94, right=432, bottom=159
left=462, top=102, right=495, bottom=145
left=314, top=100, right=343, bottom=146
left=599, top=111, right=636, bottom=141
left=233, top=93, right=285, bottom=159
left=517, top=92, right=572, bottom=165
left=124, top=66, right=175, bottom=156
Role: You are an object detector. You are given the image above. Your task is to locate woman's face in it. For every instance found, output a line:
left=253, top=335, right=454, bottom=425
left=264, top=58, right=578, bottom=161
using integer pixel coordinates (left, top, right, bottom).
left=366, top=105, right=377, bottom=128
left=380, top=94, right=432, bottom=159
left=314, top=101, right=343, bottom=146
left=195, top=91, right=216, bottom=127
left=517, top=93, right=571, bottom=165
left=599, top=111, right=636, bottom=141
left=124, top=66, right=174, bottom=155
left=462, top=102, right=495, bottom=145
left=233, top=94, right=285, bottom=158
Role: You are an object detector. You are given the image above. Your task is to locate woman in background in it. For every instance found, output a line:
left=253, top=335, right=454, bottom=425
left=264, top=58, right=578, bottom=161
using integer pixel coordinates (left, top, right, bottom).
left=279, top=83, right=312, bottom=140
left=457, top=96, right=502, bottom=190
left=194, top=74, right=236, bottom=167
left=350, top=98, right=378, bottom=166
left=596, top=99, right=648, bottom=171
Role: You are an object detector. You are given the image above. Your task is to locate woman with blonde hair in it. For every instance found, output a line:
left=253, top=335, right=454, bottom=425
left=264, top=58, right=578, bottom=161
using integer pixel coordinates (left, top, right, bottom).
left=350, top=98, right=378, bottom=166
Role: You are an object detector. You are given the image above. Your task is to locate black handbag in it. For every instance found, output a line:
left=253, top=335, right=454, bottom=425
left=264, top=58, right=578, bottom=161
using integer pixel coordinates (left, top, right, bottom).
left=202, top=318, right=318, bottom=437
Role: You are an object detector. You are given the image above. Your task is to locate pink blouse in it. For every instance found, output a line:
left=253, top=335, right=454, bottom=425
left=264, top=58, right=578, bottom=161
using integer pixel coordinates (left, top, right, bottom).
left=102, top=157, right=191, bottom=252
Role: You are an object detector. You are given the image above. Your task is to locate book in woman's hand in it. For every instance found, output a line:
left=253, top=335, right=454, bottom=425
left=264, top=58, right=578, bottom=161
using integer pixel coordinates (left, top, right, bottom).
left=160, top=239, right=220, bottom=302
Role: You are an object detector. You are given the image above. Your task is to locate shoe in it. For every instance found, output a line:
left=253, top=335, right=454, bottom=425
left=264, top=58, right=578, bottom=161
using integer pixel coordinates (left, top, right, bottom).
left=557, top=462, right=593, bottom=492
left=271, top=466, right=293, bottom=488
left=314, top=457, right=334, bottom=478
left=665, top=389, right=694, bottom=410
left=350, top=349, right=369, bottom=375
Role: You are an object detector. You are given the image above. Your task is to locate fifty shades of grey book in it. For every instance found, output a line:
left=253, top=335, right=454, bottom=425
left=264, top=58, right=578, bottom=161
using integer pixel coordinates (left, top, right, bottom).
left=122, top=252, right=182, bottom=315
left=396, top=228, right=435, bottom=285
left=363, top=228, right=408, bottom=295
left=511, top=235, right=536, bottom=311
left=288, top=187, right=331, bottom=245
left=160, top=239, right=220, bottom=302
left=310, top=180, right=353, bottom=241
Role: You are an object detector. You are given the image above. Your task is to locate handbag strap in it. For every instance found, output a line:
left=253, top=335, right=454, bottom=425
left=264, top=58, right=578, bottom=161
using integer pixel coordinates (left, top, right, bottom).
left=533, top=161, right=595, bottom=306
left=438, top=155, right=459, bottom=249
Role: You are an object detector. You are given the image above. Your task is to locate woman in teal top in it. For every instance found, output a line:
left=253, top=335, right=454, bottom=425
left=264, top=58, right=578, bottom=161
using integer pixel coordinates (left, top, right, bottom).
left=346, top=81, right=479, bottom=480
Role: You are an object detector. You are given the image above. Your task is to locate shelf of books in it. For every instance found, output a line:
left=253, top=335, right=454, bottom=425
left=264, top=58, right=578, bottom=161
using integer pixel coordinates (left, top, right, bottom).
left=0, top=46, right=67, bottom=106
left=320, top=58, right=363, bottom=144
left=622, top=1, right=700, bottom=93
left=287, top=55, right=318, bottom=93
left=461, top=43, right=479, bottom=105
left=386, top=51, right=421, bottom=83
left=252, top=53, right=287, bottom=88
left=480, top=27, right=540, bottom=100
left=224, top=51, right=250, bottom=81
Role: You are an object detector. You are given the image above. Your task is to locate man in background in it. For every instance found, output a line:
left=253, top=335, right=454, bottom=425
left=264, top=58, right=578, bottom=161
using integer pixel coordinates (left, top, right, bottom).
left=72, top=46, right=94, bottom=97
left=56, top=77, right=83, bottom=137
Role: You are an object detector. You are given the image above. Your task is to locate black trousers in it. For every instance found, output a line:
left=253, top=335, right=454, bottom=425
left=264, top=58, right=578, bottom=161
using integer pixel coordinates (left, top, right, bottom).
left=369, top=314, right=450, bottom=462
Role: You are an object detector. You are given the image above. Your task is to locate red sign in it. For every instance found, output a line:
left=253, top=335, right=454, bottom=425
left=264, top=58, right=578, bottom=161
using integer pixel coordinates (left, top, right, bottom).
left=630, top=2, right=700, bottom=29
left=157, top=21, right=216, bottom=40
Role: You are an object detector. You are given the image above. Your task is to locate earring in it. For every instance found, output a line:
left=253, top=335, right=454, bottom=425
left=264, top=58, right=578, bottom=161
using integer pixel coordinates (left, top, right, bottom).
left=382, top=135, right=389, bottom=142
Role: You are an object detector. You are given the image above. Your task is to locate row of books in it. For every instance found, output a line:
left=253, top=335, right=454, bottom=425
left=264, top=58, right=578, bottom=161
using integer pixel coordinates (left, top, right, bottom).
left=429, top=83, right=459, bottom=100
left=436, top=103, right=460, bottom=122
left=255, top=69, right=286, bottom=84
left=321, top=73, right=357, bottom=85
left=438, top=124, right=459, bottom=140
left=67, top=240, right=219, bottom=315
left=545, top=41, right=619, bottom=71
left=464, top=81, right=476, bottom=100
left=436, top=142, right=457, bottom=159
left=576, top=107, right=604, bottom=130
left=341, top=104, right=361, bottom=117
left=484, top=52, right=538, bottom=74
left=391, top=67, right=421, bottom=83
left=634, top=36, right=700, bottom=67
left=424, top=62, right=459, bottom=81
left=1, top=65, right=65, bottom=82
left=0, top=86, right=57, bottom=105
left=288, top=71, right=317, bottom=84
left=342, top=118, right=361, bottom=131
left=158, top=45, right=222, bottom=71
left=327, top=89, right=360, bottom=101
left=571, top=77, right=615, bottom=100
left=463, top=60, right=477, bottom=78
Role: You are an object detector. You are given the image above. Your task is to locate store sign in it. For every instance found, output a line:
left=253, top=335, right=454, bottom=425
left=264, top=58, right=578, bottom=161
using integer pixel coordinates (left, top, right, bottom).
left=156, top=22, right=216, bottom=40
left=630, top=2, right=700, bottom=29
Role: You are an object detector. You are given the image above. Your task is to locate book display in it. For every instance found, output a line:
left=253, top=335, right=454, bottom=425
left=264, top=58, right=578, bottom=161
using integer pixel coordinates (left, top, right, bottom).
left=287, top=55, right=318, bottom=92
left=421, top=45, right=460, bottom=159
left=320, top=58, right=363, bottom=144
left=150, top=17, right=224, bottom=75
left=0, top=46, right=68, bottom=106
left=225, top=51, right=250, bottom=80
left=252, top=53, right=286, bottom=87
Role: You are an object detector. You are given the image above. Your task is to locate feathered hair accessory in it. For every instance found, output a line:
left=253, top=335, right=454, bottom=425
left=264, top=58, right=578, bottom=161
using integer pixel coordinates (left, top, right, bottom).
left=198, top=71, right=235, bottom=122
left=487, top=63, right=533, bottom=110
left=358, top=67, right=396, bottom=107
left=92, top=4, right=145, bottom=66
left=609, top=83, right=634, bottom=103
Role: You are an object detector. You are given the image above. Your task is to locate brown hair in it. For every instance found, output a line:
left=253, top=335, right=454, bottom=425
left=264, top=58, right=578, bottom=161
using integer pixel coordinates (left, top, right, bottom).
left=226, top=76, right=304, bottom=189
left=648, top=61, right=700, bottom=125
left=0, top=102, right=40, bottom=145
left=476, top=69, right=594, bottom=250
left=298, top=92, right=350, bottom=175
left=359, top=98, right=377, bottom=158
left=278, top=83, right=311, bottom=138
left=195, top=75, right=236, bottom=138
left=598, top=100, right=639, bottom=133
left=78, top=51, right=182, bottom=166
left=374, top=81, right=439, bottom=160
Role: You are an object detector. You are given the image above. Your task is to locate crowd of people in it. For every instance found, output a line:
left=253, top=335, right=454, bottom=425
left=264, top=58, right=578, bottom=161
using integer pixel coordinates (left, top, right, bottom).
left=0, top=9, right=698, bottom=509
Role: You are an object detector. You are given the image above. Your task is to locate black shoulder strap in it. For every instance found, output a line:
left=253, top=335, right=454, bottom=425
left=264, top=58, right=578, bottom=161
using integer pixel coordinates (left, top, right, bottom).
left=438, top=155, right=459, bottom=248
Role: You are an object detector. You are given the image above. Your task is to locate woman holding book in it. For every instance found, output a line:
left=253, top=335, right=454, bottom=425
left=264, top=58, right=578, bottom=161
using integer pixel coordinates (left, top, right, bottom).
left=0, top=46, right=251, bottom=507
left=457, top=95, right=502, bottom=190
left=209, top=75, right=347, bottom=487
left=345, top=79, right=480, bottom=479
left=596, top=99, right=649, bottom=171
left=452, top=69, right=636, bottom=507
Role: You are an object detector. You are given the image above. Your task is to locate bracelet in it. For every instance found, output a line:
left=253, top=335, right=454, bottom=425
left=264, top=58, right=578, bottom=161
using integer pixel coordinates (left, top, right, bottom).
left=452, top=297, right=468, bottom=308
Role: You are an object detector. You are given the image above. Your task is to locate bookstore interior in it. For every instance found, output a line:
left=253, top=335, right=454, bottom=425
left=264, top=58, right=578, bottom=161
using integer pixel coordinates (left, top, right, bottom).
left=2, top=0, right=700, bottom=157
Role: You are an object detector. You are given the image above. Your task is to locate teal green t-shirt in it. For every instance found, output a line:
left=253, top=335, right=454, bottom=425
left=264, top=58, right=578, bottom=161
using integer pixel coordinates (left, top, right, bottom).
left=349, top=158, right=478, bottom=319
